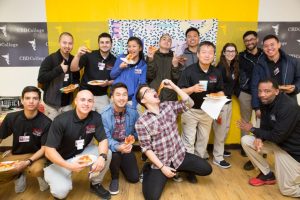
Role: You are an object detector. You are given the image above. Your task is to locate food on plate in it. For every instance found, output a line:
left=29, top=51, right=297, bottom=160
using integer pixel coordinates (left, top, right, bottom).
left=78, top=155, right=92, bottom=164
left=279, top=85, right=294, bottom=90
left=126, top=53, right=134, bottom=62
left=207, top=93, right=225, bottom=98
left=90, top=80, right=104, bottom=84
left=0, top=161, right=18, bottom=171
left=178, top=55, right=187, bottom=61
left=124, top=135, right=135, bottom=145
left=62, top=84, right=77, bottom=93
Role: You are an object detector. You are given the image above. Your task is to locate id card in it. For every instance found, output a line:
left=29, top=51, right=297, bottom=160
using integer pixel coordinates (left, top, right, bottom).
left=75, top=139, right=85, bottom=150
left=274, top=67, right=280, bottom=76
left=98, top=62, right=105, bottom=70
left=64, top=74, right=69, bottom=82
left=19, top=136, right=30, bottom=143
left=134, top=69, right=142, bottom=74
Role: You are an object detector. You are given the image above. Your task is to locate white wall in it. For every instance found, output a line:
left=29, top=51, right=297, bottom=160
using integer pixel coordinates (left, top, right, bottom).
left=258, top=0, right=300, bottom=21
left=0, top=0, right=46, bottom=96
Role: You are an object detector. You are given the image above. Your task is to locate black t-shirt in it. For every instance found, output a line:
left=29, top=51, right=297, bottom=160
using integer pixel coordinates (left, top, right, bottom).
left=266, top=57, right=282, bottom=84
left=45, top=110, right=107, bottom=160
left=79, top=50, right=116, bottom=96
left=0, top=111, right=51, bottom=155
left=178, top=64, right=223, bottom=109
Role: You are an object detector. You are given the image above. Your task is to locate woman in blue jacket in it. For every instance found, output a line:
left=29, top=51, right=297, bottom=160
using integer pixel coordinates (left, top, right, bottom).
left=110, top=37, right=147, bottom=109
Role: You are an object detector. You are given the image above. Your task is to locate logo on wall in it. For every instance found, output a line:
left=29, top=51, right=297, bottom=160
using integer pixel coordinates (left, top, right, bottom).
left=258, top=22, right=300, bottom=62
left=0, top=25, right=7, bottom=37
left=0, top=23, right=48, bottom=67
left=28, top=38, right=36, bottom=51
left=1, top=53, right=10, bottom=65
left=271, top=24, right=279, bottom=36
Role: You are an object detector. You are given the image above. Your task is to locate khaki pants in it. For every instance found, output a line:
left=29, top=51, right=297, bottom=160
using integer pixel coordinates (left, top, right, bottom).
left=0, top=153, right=46, bottom=184
left=181, top=109, right=213, bottom=158
left=93, top=95, right=110, bottom=114
left=242, top=135, right=300, bottom=197
left=44, top=103, right=73, bottom=120
left=212, top=103, right=232, bottom=162
left=238, top=92, right=252, bottom=137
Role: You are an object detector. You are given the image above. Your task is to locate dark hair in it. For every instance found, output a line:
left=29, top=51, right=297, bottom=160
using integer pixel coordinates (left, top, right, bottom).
left=136, top=83, right=149, bottom=108
left=59, top=32, right=73, bottom=41
left=127, top=36, right=145, bottom=60
left=258, top=78, right=279, bottom=89
left=185, top=27, right=200, bottom=37
left=21, top=86, right=41, bottom=99
left=218, top=43, right=239, bottom=80
left=263, top=34, right=279, bottom=43
left=243, top=31, right=257, bottom=39
left=111, top=82, right=128, bottom=97
left=98, top=32, right=112, bottom=43
left=197, top=41, right=216, bottom=53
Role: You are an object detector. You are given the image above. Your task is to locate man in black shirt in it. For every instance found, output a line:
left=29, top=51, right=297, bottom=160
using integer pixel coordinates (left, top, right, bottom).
left=178, top=41, right=223, bottom=183
left=0, top=86, right=51, bottom=193
left=238, top=78, right=300, bottom=197
left=71, top=32, right=116, bottom=113
left=44, top=90, right=112, bottom=200
left=38, top=32, right=80, bottom=120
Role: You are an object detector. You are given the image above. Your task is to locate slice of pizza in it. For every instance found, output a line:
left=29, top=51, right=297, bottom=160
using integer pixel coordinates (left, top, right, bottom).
left=124, top=135, right=135, bottom=145
left=126, top=53, right=134, bottom=62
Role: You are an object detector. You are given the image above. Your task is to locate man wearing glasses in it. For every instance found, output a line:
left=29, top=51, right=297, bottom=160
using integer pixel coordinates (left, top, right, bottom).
left=135, top=79, right=212, bottom=200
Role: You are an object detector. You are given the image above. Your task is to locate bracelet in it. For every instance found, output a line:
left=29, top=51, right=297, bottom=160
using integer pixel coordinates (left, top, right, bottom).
left=27, top=159, right=34, bottom=166
left=159, top=165, right=164, bottom=170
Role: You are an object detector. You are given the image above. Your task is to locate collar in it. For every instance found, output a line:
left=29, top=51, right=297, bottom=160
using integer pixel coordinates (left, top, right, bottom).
left=20, top=110, right=40, bottom=121
left=72, top=109, right=91, bottom=123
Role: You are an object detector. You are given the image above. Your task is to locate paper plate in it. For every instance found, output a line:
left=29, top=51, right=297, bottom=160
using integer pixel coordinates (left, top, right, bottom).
left=87, top=80, right=105, bottom=86
left=73, top=154, right=97, bottom=166
left=120, top=57, right=136, bottom=65
left=0, top=161, right=18, bottom=172
left=60, top=84, right=78, bottom=92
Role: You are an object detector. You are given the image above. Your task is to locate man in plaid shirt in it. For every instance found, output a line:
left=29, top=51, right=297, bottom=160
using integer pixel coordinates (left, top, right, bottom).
left=135, top=79, right=212, bottom=200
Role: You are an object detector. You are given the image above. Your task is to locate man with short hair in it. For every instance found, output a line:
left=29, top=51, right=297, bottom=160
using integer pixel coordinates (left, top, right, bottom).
left=239, top=30, right=263, bottom=170
left=0, top=86, right=51, bottom=193
left=44, top=90, right=112, bottom=200
left=147, top=33, right=183, bottom=101
left=135, top=79, right=212, bottom=200
left=38, top=32, right=80, bottom=120
left=182, top=27, right=200, bottom=68
left=71, top=32, right=116, bottom=113
left=101, top=82, right=139, bottom=195
left=252, top=34, right=300, bottom=117
left=238, top=78, right=300, bottom=197
left=178, top=41, right=223, bottom=183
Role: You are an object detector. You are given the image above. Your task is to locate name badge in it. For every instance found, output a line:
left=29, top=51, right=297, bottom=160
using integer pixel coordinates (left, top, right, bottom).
left=134, top=69, right=142, bottom=74
left=274, top=67, right=280, bottom=76
left=75, top=139, right=85, bottom=150
left=98, top=62, right=105, bottom=70
left=64, top=74, right=69, bottom=82
left=19, top=136, right=30, bottom=143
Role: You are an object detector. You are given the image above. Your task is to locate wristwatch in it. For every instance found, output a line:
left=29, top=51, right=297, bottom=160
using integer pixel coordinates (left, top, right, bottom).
left=250, top=127, right=256, bottom=133
left=99, top=153, right=107, bottom=161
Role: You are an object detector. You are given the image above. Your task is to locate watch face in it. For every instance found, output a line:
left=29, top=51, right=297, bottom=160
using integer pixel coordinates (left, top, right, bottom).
left=100, top=154, right=107, bottom=161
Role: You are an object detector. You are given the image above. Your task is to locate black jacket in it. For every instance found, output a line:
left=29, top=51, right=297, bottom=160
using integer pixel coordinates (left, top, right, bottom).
left=38, top=50, right=80, bottom=107
left=251, top=50, right=300, bottom=109
left=238, top=48, right=263, bottom=94
left=253, top=93, right=300, bottom=162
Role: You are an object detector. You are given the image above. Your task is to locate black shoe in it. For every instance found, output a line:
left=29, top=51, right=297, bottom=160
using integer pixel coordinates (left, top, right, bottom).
left=223, top=150, right=231, bottom=157
left=186, top=173, right=198, bottom=184
left=90, top=183, right=111, bottom=200
left=241, top=149, right=247, bottom=157
left=243, top=160, right=254, bottom=171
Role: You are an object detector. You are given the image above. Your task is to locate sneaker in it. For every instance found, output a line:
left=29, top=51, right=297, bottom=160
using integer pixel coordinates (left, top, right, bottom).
left=37, top=177, right=49, bottom=191
left=14, top=173, right=26, bottom=193
left=243, top=160, right=254, bottom=171
left=186, top=173, right=198, bottom=184
left=90, top=183, right=111, bottom=200
left=172, top=172, right=183, bottom=182
left=109, top=179, right=119, bottom=195
left=213, top=160, right=231, bottom=169
left=223, top=150, right=231, bottom=157
left=249, top=172, right=276, bottom=186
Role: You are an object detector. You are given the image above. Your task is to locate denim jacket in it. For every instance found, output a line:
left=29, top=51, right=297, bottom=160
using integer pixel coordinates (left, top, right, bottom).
left=100, top=104, right=139, bottom=152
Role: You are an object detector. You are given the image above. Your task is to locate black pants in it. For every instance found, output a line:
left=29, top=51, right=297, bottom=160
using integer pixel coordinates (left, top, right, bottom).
left=142, top=152, right=212, bottom=200
left=109, top=151, right=139, bottom=183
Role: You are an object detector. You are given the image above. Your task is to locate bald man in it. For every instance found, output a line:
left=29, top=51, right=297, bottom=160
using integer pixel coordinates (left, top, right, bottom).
left=44, top=90, right=112, bottom=200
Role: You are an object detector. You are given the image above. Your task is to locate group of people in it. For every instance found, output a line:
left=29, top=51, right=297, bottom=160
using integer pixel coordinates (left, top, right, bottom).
left=0, top=26, right=300, bottom=200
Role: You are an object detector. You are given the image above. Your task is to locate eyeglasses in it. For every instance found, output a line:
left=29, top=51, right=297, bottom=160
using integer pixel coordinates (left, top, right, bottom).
left=141, top=88, right=156, bottom=100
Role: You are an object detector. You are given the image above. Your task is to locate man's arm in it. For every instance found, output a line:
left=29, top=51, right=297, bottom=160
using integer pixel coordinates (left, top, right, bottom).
left=70, top=46, right=89, bottom=72
left=45, top=146, right=86, bottom=172
left=90, top=139, right=109, bottom=173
